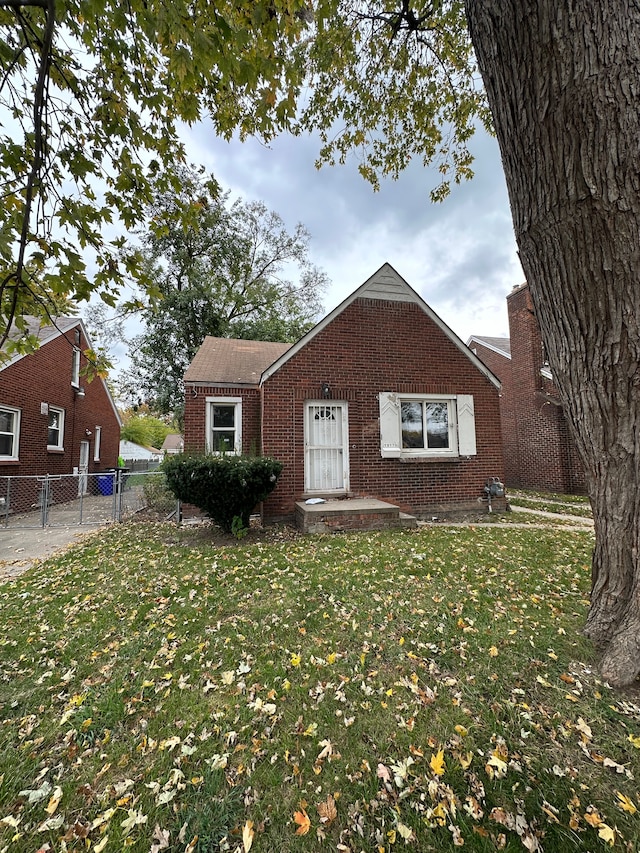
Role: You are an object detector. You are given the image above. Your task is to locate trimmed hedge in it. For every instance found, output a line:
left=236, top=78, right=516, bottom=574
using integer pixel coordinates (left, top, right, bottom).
left=163, top=454, right=283, bottom=533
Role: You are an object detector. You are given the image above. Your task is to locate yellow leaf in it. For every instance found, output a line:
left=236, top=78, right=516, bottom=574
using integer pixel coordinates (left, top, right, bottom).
left=294, top=808, right=311, bottom=835
left=242, top=820, right=254, bottom=852
left=397, top=822, right=413, bottom=841
left=291, top=653, right=301, bottom=667
left=628, top=734, right=640, bottom=748
left=489, top=646, right=498, bottom=657
left=45, top=786, right=62, bottom=815
left=327, top=653, right=337, bottom=664
left=430, top=748, right=446, bottom=776
left=459, top=751, right=473, bottom=770
left=616, top=791, right=637, bottom=814
left=598, top=824, right=616, bottom=846
left=584, top=810, right=603, bottom=827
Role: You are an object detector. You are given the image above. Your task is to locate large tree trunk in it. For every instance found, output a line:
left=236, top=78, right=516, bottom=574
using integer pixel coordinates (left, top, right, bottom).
left=465, top=1, right=640, bottom=686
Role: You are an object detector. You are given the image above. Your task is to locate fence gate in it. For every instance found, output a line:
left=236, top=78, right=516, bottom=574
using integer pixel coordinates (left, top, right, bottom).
left=0, top=471, right=179, bottom=529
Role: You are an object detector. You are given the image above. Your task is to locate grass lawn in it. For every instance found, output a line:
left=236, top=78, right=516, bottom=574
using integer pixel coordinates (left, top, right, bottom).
left=0, top=521, right=639, bottom=852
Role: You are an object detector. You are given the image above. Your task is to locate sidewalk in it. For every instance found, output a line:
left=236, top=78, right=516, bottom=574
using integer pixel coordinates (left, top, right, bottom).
left=0, top=521, right=107, bottom=581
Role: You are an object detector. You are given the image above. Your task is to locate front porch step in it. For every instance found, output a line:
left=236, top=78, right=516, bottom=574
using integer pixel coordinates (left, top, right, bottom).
left=295, top=498, right=417, bottom=534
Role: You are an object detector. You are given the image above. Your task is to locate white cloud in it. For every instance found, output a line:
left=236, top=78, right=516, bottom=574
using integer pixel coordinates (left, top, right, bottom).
left=182, top=120, right=520, bottom=344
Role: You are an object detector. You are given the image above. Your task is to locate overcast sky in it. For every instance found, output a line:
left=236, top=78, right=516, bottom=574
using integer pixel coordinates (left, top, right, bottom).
left=179, top=121, right=522, bottom=345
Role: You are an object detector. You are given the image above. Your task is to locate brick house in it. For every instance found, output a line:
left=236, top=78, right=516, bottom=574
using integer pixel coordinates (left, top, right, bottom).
left=0, top=317, right=122, bottom=507
left=468, top=281, right=585, bottom=494
left=184, top=264, right=504, bottom=522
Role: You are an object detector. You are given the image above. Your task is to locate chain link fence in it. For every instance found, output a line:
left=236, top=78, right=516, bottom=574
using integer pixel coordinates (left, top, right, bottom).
left=0, top=470, right=180, bottom=529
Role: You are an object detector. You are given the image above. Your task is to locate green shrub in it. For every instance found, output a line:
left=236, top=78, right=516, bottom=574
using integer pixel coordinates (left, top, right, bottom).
left=163, top=453, right=283, bottom=533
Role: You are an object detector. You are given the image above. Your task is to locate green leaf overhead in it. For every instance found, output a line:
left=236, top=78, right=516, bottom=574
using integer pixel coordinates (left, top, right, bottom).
left=0, top=0, right=314, bottom=344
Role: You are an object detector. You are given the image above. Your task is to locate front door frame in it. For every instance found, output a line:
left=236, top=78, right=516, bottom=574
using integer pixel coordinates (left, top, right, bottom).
left=304, top=401, right=350, bottom=494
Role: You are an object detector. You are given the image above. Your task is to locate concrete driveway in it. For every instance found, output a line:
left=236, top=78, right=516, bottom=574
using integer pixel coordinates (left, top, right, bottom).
left=0, top=522, right=107, bottom=580
left=0, top=495, right=113, bottom=580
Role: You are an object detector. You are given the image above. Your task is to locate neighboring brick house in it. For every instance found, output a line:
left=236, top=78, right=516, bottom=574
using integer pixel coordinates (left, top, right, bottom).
left=184, top=263, right=504, bottom=522
left=468, top=281, right=585, bottom=494
left=0, top=317, right=122, bottom=507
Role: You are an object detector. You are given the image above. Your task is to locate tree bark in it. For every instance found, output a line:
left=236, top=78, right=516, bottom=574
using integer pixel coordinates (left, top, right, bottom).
left=465, top=1, right=640, bottom=685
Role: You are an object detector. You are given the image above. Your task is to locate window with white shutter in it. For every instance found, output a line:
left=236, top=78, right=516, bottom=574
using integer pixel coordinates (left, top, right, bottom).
left=378, top=393, right=476, bottom=458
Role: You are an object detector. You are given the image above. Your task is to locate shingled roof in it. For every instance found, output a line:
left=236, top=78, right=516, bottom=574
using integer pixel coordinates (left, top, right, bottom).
left=184, top=337, right=292, bottom=386
left=467, top=335, right=511, bottom=358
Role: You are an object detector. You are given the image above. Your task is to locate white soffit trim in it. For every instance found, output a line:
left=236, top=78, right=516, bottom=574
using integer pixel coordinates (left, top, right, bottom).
left=260, top=262, right=501, bottom=389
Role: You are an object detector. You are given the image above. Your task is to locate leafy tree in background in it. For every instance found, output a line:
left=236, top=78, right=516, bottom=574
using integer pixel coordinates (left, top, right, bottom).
left=4, top=0, right=640, bottom=684
left=120, top=167, right=327, bottom=418
left=120, top=408, right=173, bottom=449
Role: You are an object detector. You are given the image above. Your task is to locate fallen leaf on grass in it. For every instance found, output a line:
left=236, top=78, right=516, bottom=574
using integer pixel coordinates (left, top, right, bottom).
left=294, top=808, right=311, bottom=835
left=37, top=814, right=64, bottom=832
left=242, top=819, right=254, bottom=851
left=151, top=823, right=170, bottom=852
left=430, top=748, right=445, bottom=776
left=317, top=794, right=337, bottom=824
left=575, top=717, right=592, bottom=740
left=616, top=792, right=637, bottom=814
left=598, top=824, right=617, bottom=846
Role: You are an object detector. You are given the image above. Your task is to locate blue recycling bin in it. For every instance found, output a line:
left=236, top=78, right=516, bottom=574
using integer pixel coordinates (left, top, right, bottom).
left=97, top=473, right=114, bottom=496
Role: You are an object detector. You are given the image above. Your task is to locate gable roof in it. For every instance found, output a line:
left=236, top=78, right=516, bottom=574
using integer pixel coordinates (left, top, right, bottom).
left=467, top=335, right=512, bottom=359
left=184, top=337, right=292, bottom=387
left=0, top=315, right=122, bottom=426
left=261, top=263, right=501, bottom=388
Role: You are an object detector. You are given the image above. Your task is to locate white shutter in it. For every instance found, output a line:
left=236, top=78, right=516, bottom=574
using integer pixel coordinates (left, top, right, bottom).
left=457, top=394, right=477, bottom=456
left=379, top=392, right=402, bottom=458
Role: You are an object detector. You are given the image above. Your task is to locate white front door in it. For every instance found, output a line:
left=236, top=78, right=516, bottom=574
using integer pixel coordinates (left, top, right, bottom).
left=305, top=402, right=349, bottom=492
left=78, top=440, right=89, bottom=496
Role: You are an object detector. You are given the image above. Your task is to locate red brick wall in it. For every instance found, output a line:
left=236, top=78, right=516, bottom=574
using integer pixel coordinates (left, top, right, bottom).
left=469, top=342, right=521, bottom=487
left=0, top=327, right=120, bottom=482
left=261, top=298, right=504, bottom=520
left=503, top=284, right=585, bottom=493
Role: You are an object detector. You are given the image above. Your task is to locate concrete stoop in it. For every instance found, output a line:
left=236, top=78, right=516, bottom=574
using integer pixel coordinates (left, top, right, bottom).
left=295, top=498, right=417, bottom=534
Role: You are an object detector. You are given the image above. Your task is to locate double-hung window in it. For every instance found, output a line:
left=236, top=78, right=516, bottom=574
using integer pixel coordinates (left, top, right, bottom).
left=206, top=397, right=242, bottom=453
left=379, top=393, right=477, bottom=458
left=0, top=406, right=20, bottom=460
left=47, top=407, right=65, bottom=450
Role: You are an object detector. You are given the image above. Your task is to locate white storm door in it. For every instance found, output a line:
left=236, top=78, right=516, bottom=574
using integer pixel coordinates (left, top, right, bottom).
left=305, top=403, right=349, bottom=492
left=78, top=440, right=89, bottom=496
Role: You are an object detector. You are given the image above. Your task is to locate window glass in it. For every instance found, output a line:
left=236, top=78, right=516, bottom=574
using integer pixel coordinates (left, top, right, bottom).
left=0, top=409, right=16, bottom=457
left=425, top=402, right=449, bottom=449
left=401, top=401, right=424, bottom=448
left=94, top=426, right=102, bottom=461
left=211, top=405, right=236, bottom=452
left=48, top=408, right=64, bottom=448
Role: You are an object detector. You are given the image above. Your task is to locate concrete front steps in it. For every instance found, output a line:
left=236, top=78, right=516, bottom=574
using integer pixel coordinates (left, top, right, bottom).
left=295, top=498, right=417, bottom=534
